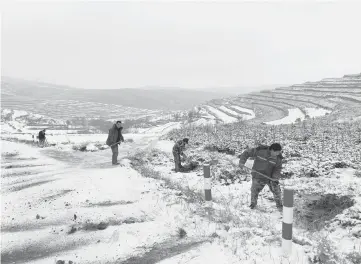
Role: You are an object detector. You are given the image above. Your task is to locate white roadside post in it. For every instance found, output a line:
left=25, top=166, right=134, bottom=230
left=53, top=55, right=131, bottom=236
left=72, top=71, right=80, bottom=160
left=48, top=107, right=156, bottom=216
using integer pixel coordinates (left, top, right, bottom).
left=282, top=187, right=294, bottom=256
left=203, top=163, right=212, bottom=208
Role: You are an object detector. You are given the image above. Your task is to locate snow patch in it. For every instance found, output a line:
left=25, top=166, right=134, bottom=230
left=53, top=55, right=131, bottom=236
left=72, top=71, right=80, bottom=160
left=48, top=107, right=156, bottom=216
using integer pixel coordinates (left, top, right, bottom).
left=0, top=123, right=16, bottom=133
left=304, top=108, right=332, bottom=118
left=85, top=143, right=98, bottom=151
left=1, top=109, right=12, bottom=115
left=143, top=122, right=181, bottom=135
left=192, top=118, right=216, bottom=126
left=12, top=110, right=29, bottom=119
left=229, top=105, right=256, bottom=120
left=206, top=106, right=238, bottom=123
left=149, top=114, right=173, bottom=122
left=265, top=108, right=305, bottom=125
left=219, top=106, right=239, bottom=116
left=154, top=140, right=175, bottom=154
left=199, top=108, right=216, bottom=120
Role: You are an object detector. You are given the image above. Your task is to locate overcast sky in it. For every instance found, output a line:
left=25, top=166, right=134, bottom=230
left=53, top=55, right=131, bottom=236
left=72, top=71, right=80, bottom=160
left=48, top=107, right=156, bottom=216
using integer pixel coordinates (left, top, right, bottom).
left=2, top=1, right=361, bottom=90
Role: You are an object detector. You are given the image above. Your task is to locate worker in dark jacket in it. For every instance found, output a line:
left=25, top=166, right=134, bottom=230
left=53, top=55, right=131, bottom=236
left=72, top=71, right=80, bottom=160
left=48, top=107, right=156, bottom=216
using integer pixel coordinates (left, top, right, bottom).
left=172, top=138, right=189, bottom=172
left=106, top=121, right=124, bottom=165
left=38, top=129, right=46, bottom=147
left=238, top=143, right=283, bottom=210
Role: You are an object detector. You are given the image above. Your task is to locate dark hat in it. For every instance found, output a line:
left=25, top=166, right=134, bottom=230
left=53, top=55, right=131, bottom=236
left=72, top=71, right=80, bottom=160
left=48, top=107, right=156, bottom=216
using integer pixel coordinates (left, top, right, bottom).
left=183, top=138, right=189, bottom=144
left=116, top=120, right=122, bottom=124
left=269, top=143, right=282, bottom=151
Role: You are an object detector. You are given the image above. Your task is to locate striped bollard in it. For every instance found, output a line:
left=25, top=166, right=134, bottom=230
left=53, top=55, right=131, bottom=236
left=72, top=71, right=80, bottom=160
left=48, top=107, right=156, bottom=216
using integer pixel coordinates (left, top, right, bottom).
left=203, top=163, right=212, bottom=207
left=282, top=188, right=294, bottom=256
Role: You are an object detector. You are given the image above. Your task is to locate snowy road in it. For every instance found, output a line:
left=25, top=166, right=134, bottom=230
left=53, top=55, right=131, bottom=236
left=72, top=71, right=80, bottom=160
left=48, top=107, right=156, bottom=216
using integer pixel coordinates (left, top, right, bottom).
left=1, top=136, right=202, bottom=264
left=1, top=135, right=239, bottom=264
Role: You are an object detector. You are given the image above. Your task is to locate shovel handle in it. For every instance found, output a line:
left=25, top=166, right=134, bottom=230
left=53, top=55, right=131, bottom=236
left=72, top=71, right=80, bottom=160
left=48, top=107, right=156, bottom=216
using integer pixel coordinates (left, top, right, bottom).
left=239, top=164, right=278, bottom=182
left=110, top=141, right=121, bottom=147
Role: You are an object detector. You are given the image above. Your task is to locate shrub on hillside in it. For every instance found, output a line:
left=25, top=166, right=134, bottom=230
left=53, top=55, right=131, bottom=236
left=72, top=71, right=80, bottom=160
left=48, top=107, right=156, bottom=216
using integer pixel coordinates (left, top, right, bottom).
left=72, top=142, right=101, bottom=152
left=290, top=152, right=302, bottom=158
left=354, top=170, right=361, bottom=178
left=282, top=171, right=294, bottom=179
left=334, top=161, right=349, bottom=168
left=309, top=234, right=346, bottom=264
left=218, top=168, right=247, bottom=185
left=305, top=168, right=320, bottom=178
left=346, top=251, right=361, bottom=264
left=204, top=144, right=235, bottom=155
left=204, top=144, right=218, bottom=152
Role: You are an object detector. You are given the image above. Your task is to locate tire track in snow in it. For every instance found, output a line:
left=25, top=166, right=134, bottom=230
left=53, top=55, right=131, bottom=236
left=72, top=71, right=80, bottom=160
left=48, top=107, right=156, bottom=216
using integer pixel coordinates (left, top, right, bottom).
left=118, top=238, right=212, bottom=264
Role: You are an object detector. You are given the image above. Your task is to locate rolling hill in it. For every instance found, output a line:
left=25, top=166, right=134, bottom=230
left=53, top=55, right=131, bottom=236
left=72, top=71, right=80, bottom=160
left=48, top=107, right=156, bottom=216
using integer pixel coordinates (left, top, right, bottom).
left=1, top=77, right=230, bottom=114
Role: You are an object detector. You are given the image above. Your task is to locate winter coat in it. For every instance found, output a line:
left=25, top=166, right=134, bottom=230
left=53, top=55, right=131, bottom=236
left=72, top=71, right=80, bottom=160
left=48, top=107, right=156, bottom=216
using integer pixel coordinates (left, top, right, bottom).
left=238, top=145, right=283, bottom=180
left=172, top=140, right=185, bottom=156
left=38, top=131, right=46, bottom=140
left=106, top=124, right=124, bottom=146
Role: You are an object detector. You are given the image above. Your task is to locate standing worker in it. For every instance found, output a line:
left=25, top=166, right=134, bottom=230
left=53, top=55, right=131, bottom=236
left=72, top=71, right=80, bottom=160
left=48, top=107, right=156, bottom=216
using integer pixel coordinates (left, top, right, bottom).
left=172, top=138, right=189, bottom=172
left=106, top=121, right=124, bottom=165
left=238, top=143, right=283, bottom=210
left=38, top=129, right=46, bottom=147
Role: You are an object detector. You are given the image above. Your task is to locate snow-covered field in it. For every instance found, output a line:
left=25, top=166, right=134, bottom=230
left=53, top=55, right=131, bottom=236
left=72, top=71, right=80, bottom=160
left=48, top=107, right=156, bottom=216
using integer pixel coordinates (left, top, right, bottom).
left=218, top=106, right=238, bottom=116
left=304, top=108, right=332, bottom=118
left=191, top=118, right=217, bottom=126
left=199, top=105, right=256, bottom=124
left=206, top=106, right=238, bottom=123
left=265, top=108, right=305, bottom=125
left=130, top=137, right=361, bottom=263
left=11, top=110, right=29, bottom=119
left=264, top=107, right=332, bottom=126
left=3, top=115, right=361, bottom=263
left=1, top=109, right=66, bottom=126
left=217, top=105, right=254, bottom=121
left=164, top=115, right=361, bottom=262
left=229, top=105, right=256, bottom=120
left=2, top=132, right=139, bottom=145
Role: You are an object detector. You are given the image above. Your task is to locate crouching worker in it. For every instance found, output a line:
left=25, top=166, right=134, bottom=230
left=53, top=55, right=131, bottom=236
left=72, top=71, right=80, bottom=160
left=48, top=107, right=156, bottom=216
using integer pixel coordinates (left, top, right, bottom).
left=106, top=121, right=124, bottom=165
left=172, top=138, right=189, bottom=172
left=238, top=143, right=283, bottom=210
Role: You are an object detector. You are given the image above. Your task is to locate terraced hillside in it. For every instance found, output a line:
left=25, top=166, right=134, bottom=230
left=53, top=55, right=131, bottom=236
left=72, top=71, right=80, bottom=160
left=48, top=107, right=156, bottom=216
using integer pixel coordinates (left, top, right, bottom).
left=195, top=73, right=361, bottom=125
left=2, top=73, right=360, bottom=128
